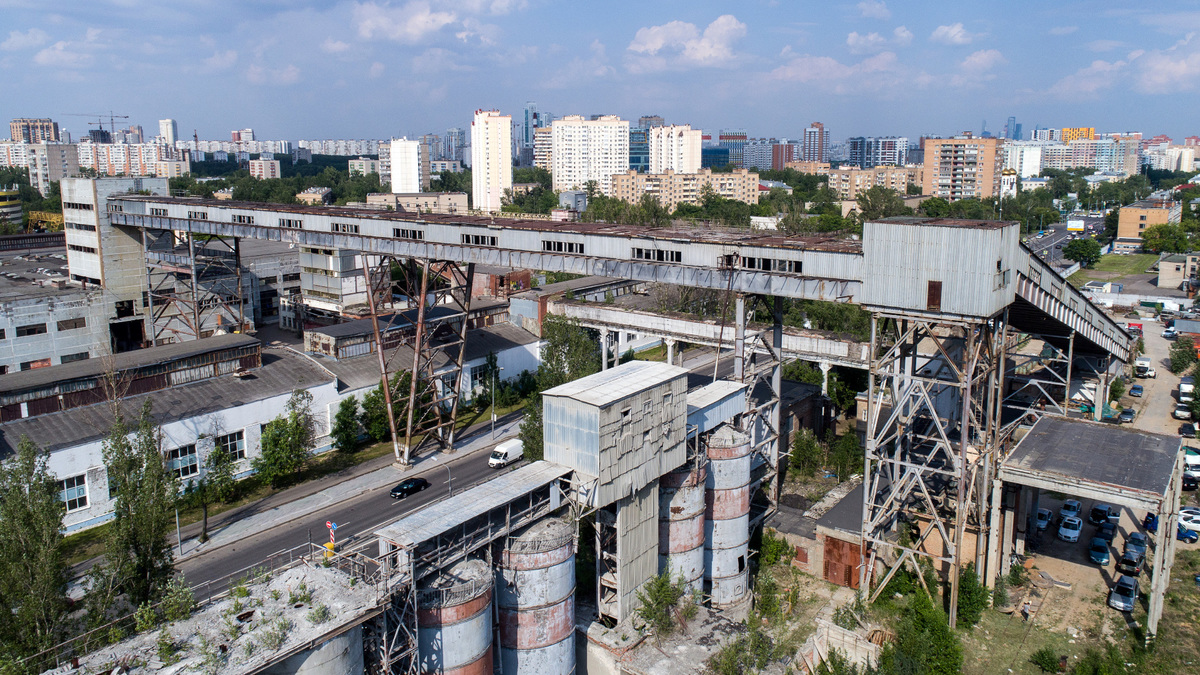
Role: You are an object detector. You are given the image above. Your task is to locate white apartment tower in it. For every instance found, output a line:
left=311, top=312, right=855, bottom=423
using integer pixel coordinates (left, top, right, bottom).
left=158, top=119, right=178, bottom=146
left=471, top=110, right=513, bottom=213
left=648, top=125, right=702, bottom=174
left=390, top=138, right=421, bottom=194
left=551, top=115, right=630, bottom=193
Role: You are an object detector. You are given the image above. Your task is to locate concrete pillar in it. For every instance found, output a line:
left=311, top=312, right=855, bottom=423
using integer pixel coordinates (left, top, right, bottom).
left=600, top=328, right=609, bottom=371
left=819, top=361, right=832, bottom=397
left=734, top=295, right=746, bottom=382
left=665, top=338, right=676, bottom=366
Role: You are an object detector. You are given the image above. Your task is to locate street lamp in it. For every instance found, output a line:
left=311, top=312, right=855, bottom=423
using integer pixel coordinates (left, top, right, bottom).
left=491, top=366, right=505, bottom=439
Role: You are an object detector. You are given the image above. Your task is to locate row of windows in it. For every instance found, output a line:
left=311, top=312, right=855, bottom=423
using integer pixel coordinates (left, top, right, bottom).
left=62, top=201, right=94, bottom=211
left=542, top=240, right=585, bottom=254
left=332, top=222, right=360, bottom=234
left=280, top=218, right=303, bottom=229
left=150, top=207, right=168, bottom=217
left=632, top=247, right=682, bottom=263
left=394, top=228, right=424, bottom=240
left=66, top=222, right=96, bottom=231
left=166, top=444, right=199, bottom=479
left=741, top=257, right=802, bottom=273
left=15, top=323, right=46, bottom=337
left=188, top=211, right=209, bottom=220
left=61, top=351, right=90, bottom=364
left=462, top=234, right=497, bottom=247
left=232, top=214, right=254, bottom=224
left=68, top=244, right=98, bottom=254
left=282, top=272, right=301, bottom=283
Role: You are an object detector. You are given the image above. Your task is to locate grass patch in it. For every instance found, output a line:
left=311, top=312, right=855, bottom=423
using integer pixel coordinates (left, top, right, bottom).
left=960, top=602, right=1089, bottom=675
left=1131, top=549, right=1200, bottom=674
left=1070, top=253, right=1159, bottom=287
left=632, top=344, right=668, bottom=362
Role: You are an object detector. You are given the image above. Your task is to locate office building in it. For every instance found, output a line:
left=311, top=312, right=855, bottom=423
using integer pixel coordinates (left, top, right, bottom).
left=1003, top=116, right=1022, bottom=141
left=10, top=118, right=60, bottom=143
left=471, top=110, right=513, bottom=212
left=638, top=115, right=665, bottom=129
left=1061, top=127, right=1094, bottom=143
left=717, top=130, right=748, bottom=168
left=390, top=138, right=421, bottom=194
left=701, top=147, right=730, bottom=168
left=159, top=119, right=178, bottom=145
left=523, top=102, right=539, bottom=149
left=551, top=115, right=630, bottom=193
left=608, top=168, right=759, bottom=212
left=248, top=159, right=281, bottom=179
left=648, top=125, right=702, bottom=174
left=629, top=128, right=649, bottom=173
left=445, top=127, right=466, bottom=163
left=801, top=122, right=830, bottom=163
left=369, top=192, right=468, bottom=215
left=846, top=136, right=909, bottom=168
left=920, top=134, right=1004, bottom=201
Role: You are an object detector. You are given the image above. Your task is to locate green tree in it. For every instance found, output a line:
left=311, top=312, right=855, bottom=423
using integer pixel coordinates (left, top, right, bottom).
left=920, top=196, right=951, bottom=217
left=253, top=389, right=317, bottom=489
left=1103, top=208, right=1120, bottom=241
left=1141, top=223, right=1191, bottom=253
left=878, top=590, right=963, bottom=674
left=955, top=563, right=989, bottom=628
left=1108, top=377, right=1125, bottom=402
left=1169, top=336, right=1197, bottom=374
left=635, top=571, right=688, bottom=638
left=856, top=186, right=912, bottom=221
left=359, top=371, right=428, bottom=443
left=790, top=428, right=823, bottom=477
left=826, top=432, right=862, bottom=481
left=0, top=437, right=69, bottom=657
left=95, top=402, right=179, bottom=609
left=330, top=395, right=361, bottom=453
left=1063, top=238, right=1103, bottom=267
left=185, top=442, right=236, bottom=543
left=518, top=315, right=601, bottom=461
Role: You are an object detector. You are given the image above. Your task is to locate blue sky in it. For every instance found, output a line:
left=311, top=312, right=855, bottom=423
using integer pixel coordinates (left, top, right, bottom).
left=3, top=1, right=1200, bottom=143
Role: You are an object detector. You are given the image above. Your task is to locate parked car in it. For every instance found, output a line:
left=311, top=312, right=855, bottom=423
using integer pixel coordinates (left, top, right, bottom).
left=1088, top=537, right=1111, bottom=565
left=1116, top=552, right=1144, bottom=576
left=1036, top=508, right=1054, bottom=531
left=1185, top=474, right=1198, bottom=491
left=1178, top=511, right=1200, bottom=531
left=1124, top=532, right=1149, bottom=560
left=1182, top=423, right=1197, bottom=439
left=1163, top=328, right=1179, bottom=339
left=1059, top=516, right=1084, bottom=542
left=1130, top=384, right=1144, bottom=397
left=1118, top=408, right=1136, bottom=423
left=1174, top=405, right=1193, bottom=421
left=389, top=476, right=431, bottom=499
left=1089, top=503, right=1119, bottom=525
left=1097, top=521, right=1118, bottom=543
left=1060, top=499, right=1083, bottom=521
left=1108, top=575, right=1140, bottom=612
left=1178, top=523, right=1199, bottom=544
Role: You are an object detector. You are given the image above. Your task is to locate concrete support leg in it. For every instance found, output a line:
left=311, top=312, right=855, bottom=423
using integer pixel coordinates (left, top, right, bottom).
left=985, top=479, right=1003, bottom=590
left=819, top=361, right=832, bottom=397
left=665, top=338, right=676, bottom=366
left=601, top=328, right=609, bottom=371
left=734, top=294, right=746, bottom=382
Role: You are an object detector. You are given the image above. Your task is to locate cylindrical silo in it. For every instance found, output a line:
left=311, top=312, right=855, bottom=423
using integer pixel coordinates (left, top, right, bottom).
left=659, top=460, right=708, bottom=594
left=417, top=558, right=493, bottom=675
left=496, top=517, right=576, bottom=675
left=704, top=425, right=751, bottom=608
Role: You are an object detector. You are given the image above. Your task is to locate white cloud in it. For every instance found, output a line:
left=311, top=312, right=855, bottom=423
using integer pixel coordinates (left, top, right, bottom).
left=930, top=22, right=976, bottom=45
left=893, top=26, right=913, bottom=46
left=354, top=1, right=457, bottom=43
left=546, top=38, right=615, bottom=88
left=369, top=61, right=385, bottom=78
left=411, top=47, right=473, bottom=72
left=321, top=38, right=350, bottom=53
left=1, top=27, right=48, bottom=51
left=203, top=49, right=237, bottom=70
left=856, top=1, right=890, bottom=20
left=627, top=14, right=746, bottom=71
left=33, top=41, right=92, bottom=68
left=769, top=51, right=902, bottom=94
left=1049, top=59, right=1127, bottom=98
left=846, top=31, right=886, bottom=55
left=961, top=48, right=1006, bottom=72
left=1049, top=26, right=1078, bottom=36
left=1134, top=34, right=1200, bottom=93
left=1088, top=39, right=1123, bottom=52
left=246, top=63, right=300, bottom=85
left=456, top=0, right=527, bottom=14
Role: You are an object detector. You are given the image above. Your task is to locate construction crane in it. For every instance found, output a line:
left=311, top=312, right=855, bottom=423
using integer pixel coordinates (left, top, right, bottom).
left=63, top=111, right=130, bottom=136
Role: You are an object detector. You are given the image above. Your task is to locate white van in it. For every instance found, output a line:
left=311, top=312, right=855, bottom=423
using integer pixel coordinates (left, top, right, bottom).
left=1185, top=452, right=1200, bottom=479
left=488, top=439, right=524, bottom=468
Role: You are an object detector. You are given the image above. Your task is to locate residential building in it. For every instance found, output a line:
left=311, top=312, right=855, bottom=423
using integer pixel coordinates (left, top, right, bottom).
left=445, top=127, right=466, bottom=163
left=420, top=133, right=442, bottom=162
left=1002, top=141, right=1052, bottom=178
left=771, top=141, right=801, bottom=170
left=76, top=142, right=181, bottom=178
left=648, top=124, right=702, bottom=174
left=523, top=101, right=539, bottom=149
left=248, top=159, right=281, bottom=179
left=291, top=148, right=312, bottom=164
left=802, top=122, right=830, bottom=163
left=608, top=168, right=759, bottom=212
left=920, top=134, right=1004, bottom=201
left=471, top=110, right=513, bottom=212
left=348, top=157, right=382, bottom=176
left=717, top=129, right=748, bottom=168
left=296, top=186, right=333, bottom=205
left=1143, top=144, right=1198, bottom=172
left=551, top=115, right=630, bottom=193
left=153, top=160, right=190, bottom=178
left=295, top=139, right=380, bottom=156
left=231, top=128, right=255, bottom=142
left=10, top=118, right=59, bottom=143
left=846, top=136, right=909, bottom=168
left=1115, top=196, right=1183, bottom=251
left=742, top=139, right=774, bottom=172
left=429, top=160, right=464, bottom=174
left=1156, top=252, right=1200, bottom=291
left=158, top=119, right=178, bottom=145
left=26, top=143, right=80, bottom=195
left=390, top=138, right=420, bottom=193
left=368, top=192, right=467, bottom=214
left=1061, top=127, right=1095, bottom=143
left=533, top=127, right=553, bottom=171
left=1030, top=128, right=1060, bottom=142
left=629, top=128, right=649, bottom=173
left=784, top=160, right=830, bottom=175
left=824, top=165, right=918, bottom=200
left=638, top=115, right=665, bottom=129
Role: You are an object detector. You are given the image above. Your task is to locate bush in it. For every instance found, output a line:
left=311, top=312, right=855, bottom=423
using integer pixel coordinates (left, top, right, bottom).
left=1169, top=336, right=1197, bottom=374
left=635, top=572, right=687, bottom=637
left=160, top=576, right=195, bottom=622
left=992, top=577, right=1009, bottom=607
left=878, top=591, right=962, bottom=675
left=1008, top=563, right=1029, bottom=587
left=760, top=528, right=791, bottom=566
left=134, top=602, right=157, bottom=632
left=956, top=563, right=989, bottom=628
left=1030, top=646, right=1060, bottom=672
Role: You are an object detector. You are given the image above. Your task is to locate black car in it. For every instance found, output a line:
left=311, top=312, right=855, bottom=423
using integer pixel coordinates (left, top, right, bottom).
left=1184, top=474, right=1198, bottom=491
left=1096, top=521, right=1117, bottom=543
left=1182, top=423, right=1197, bottom=439
left=390, top=477, right=431, bottom=499
left=1116, top=552, right=1144, bottom=577
left=1089, top=504, right=1118, bottom=526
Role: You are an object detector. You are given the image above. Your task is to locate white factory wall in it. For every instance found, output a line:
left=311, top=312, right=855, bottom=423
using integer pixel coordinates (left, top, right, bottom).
left=0, top=291, right=112, bottom=373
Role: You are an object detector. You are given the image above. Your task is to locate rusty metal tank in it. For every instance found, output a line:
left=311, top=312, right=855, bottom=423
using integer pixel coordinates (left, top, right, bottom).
left=659, top=460, right=707, bottom=594
left=704, top=425, right=751, bottom=607
left=496, top=517, right=576, bottom=675
left=417, top=558, right=493, bottom=675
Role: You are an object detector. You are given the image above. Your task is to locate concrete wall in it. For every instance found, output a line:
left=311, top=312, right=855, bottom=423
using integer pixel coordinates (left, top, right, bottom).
left=0, top=290, right=111, bottom=373
left=260, top=625, right=364, bottom=675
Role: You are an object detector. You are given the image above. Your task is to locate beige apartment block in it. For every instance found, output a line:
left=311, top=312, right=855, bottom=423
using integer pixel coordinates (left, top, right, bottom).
left=609, top=169, right=759, bottom=212
left=784, top=160, right=831, bottom=175
left=920, top=135, right=1003, bottom=201
left=1116, top=197, right=1183, bottom=249
left=824, top=166, right=919, bottom=200
left=368, top=191, right=467, bottom=214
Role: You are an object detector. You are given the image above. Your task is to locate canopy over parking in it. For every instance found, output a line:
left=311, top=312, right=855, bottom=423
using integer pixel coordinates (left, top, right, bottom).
left=998, top=416, right=1185, bottom=640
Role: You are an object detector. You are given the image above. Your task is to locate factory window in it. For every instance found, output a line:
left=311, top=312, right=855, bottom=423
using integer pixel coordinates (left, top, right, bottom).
left=20, top=358, right=51, bottom=371
left=0, top=328, right=4, bottom=340
left=68, top=244, right=98, bottom=254
left=66, top=222, right=96, bottom=231
left=279, top=218, right=304, bottom=229
left=927, top=280, right=942, bottom=311
left=165, top=445, right=199, bottom=479
left=16, top=323, right=46, bottom=337
left=282, top=272, right=301, bottom=283
left=62, top=201, right=94, bottom=211
left=57, top=317, right=86, bottom=331
left=331, top=222, right=360, bottom=234
left=108, top=203, right=123, bottom=213
left=59, top=475, right=88, bottom=512
left=61, top=351, right=90, bottom=364
left=188, top=211, right=209, bottom=220
left=542, top=240, right=585, bottom=254
left=232, top=214, right=254, bottom=224
left=150, top=207, right=168, bottom=217
left=462, top=234, right=498, bottom=247
left=216, top=430, right=245, bottom=461
left=394, top=228, right=425, bottom=240
left=632, top=248, right=681, bottom=263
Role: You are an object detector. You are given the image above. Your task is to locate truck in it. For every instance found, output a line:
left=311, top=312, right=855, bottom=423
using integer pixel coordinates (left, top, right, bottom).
left=1135, top=357, right=1156, bottom=378
left=1067, top=219, right=1086, bottom=232
left=1181, top=376, right=1195, bottom=403
left=488, top=438, right=524, bottom=468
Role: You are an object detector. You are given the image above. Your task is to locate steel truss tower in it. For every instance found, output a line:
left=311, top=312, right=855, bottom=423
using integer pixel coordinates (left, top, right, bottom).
left=733, top=294, right=784, bottom=509
left=142, top=229, right=245, bottom=343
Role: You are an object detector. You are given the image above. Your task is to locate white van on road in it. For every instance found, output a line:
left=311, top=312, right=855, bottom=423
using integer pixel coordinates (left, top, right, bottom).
left=488, top=439, right=524, bottom=468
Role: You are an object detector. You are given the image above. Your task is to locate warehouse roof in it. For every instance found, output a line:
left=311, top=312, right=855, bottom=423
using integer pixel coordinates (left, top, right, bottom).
left=543, top=360, right=688, bottom=407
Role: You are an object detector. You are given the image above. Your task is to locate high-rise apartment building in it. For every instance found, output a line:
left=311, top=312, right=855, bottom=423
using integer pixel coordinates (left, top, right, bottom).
left=471, top=110, right=513, bottom=212
left=920, top=134, right=1004, bottom=201
left=420, top=133, right=442, bottom=161
left=801, top=122, right=830, bottom=163
left=248, top=159, right=281, bottom=179
left=231, top=128, right=256, bottom=142
left=551, top=115, right=630, bottom=193
left=390, top=138, right=421, bottom=194
left=158, top=119, right=178, bottom=146
left=10, top=118, right=60, bottom=143
left=648, top=125, right=702, bottom=174
left=771, top=141, right=800, bottom=171
left=26, top=144, right=79, bottom=195
left=445, top=127, right=466, bottom=163
left=523, top=101, right=539, bottom=149
left=1030, top=128, right=1061, bottom=142
left=846, top=136, right=909, bottom=168
left=534, top=127, right=553, bottom=171
left=1061, top=127, right=1094, bottom=143
left=742, top=139, right=775, bottom=172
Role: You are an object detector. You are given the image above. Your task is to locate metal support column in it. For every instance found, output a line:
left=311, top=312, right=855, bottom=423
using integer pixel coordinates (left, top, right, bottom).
left=734, top=294, right=746, bottom=382
left=601, top=328, right=609, bottom=371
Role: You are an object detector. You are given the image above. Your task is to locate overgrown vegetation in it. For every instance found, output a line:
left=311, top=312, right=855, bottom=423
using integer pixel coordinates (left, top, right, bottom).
left=252, top=389, right=317, bottom=489
left=1169, top=336, right=1197, bottom=374
left=954, top=563, right=989, bottom=628
left=518, top=315, right=601, bottom=461
left=635, top=572, right=690, bottom=639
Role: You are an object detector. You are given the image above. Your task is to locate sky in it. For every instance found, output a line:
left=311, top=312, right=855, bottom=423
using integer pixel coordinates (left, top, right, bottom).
left=3, top=0, right=1200, bottom=143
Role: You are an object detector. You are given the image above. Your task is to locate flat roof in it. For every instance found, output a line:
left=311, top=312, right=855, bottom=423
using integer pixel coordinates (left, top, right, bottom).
left=0, top=346, right=333, bottom=456
left=512, top=275, right=633, bottom=299
left=0, top=245, right=78, bottom=302
left=543, top=360, right=688, bottom=407
left=0, top=333, right=259, bottom=395
left=1000, top=416, right=1181, bottom=506
left=816, top=483, right=864, bottom=535
left=374, top=461, right=572, bottom=549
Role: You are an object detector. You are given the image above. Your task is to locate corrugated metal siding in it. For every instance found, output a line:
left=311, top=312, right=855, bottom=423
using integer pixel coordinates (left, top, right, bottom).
left=616, top=482, right=660, bottom=621
left=170, top=365, right=216, bottom=386
left=542, top=397, right=600, bottom=477
left=26, top=396, right=60, bottom=416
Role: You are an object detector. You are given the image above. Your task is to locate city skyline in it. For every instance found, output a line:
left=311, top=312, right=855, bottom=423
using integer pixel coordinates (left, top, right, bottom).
left=3, top=1, right=1200, bottom=141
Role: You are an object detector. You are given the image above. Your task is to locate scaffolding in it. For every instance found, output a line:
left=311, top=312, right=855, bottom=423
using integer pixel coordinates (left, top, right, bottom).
left=142, top=229, right=245, bottom=344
